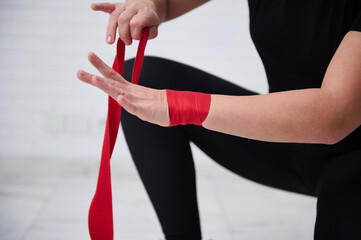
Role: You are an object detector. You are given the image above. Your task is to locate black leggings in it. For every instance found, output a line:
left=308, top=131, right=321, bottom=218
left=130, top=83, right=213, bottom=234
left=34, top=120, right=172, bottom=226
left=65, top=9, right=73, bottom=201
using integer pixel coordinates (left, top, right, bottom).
left=120, top=56, right=361, bottom=240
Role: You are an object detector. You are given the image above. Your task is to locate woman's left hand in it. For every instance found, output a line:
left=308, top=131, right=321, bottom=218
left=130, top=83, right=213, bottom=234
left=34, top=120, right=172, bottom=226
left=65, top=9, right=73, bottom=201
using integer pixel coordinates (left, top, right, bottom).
left=77, top=52, right=170, bottom=127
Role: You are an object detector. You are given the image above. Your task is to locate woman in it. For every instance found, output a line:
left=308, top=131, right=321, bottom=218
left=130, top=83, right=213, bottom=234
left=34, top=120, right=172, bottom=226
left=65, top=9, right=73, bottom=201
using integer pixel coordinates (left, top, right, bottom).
left=77, top=0, right=361, bottom=239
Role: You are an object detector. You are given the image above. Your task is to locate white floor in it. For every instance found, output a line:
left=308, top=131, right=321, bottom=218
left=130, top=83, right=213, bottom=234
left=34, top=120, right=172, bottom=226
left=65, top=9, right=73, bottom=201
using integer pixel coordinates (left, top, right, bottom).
left=0, top=153, right=317, bottom=240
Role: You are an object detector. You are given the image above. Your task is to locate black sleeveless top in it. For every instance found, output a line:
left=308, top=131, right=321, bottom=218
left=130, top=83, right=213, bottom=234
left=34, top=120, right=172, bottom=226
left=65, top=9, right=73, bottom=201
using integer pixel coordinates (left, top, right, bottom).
left=247, top=0, right=361, bottom=151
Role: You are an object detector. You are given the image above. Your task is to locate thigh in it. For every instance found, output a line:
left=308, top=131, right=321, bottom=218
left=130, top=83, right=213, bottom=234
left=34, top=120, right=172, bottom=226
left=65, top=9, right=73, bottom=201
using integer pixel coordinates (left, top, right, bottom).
left=314, top=148, right=361, bottom=240
left=135, top=56, right=256, bottom=95
left=185, top=125, right=313, bottom=195
left=134, top=56, right=313, bottom=196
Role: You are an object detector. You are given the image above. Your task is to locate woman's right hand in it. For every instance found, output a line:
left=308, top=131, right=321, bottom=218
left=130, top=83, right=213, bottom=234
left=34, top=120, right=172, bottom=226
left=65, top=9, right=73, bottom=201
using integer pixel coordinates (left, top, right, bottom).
left=91, top=1, right=162, bottom=45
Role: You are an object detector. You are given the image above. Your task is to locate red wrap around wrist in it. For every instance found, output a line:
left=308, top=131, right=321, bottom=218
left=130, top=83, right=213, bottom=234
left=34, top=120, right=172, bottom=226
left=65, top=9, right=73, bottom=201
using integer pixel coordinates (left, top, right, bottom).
left=166, top=89, right=211, bottom=126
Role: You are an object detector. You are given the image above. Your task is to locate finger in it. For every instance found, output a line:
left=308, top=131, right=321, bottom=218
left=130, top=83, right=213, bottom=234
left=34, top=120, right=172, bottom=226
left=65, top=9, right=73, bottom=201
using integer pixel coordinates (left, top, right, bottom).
left=88, top=52, right=131, bottom=86
left=117, top=95, right=138, bottom=116
left=91, top=2, right=115, bottom=13
left=129, top=9, right=158, bottom=40
left=77, top=70, right=94, bottom=85
left=91, top=75, right=123, bottom=100
left=106, top=6, right=124, bottom=44
left=77, top=70, right=126, bottom=100
left=118, top=8, right=138, bottom=45
left=148, top=26, right=158, bottom=39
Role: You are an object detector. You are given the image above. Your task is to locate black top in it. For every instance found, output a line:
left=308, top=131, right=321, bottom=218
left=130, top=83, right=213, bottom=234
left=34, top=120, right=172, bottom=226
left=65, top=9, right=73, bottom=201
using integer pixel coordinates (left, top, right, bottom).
left=247, top=0, right=361, bottom=150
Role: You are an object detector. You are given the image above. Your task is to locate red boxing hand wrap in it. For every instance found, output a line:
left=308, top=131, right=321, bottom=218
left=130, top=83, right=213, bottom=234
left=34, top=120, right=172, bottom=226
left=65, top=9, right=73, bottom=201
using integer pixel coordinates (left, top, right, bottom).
left=88, top=28, right=149, bottom=240
left=166, top=89, right=211, bottom=126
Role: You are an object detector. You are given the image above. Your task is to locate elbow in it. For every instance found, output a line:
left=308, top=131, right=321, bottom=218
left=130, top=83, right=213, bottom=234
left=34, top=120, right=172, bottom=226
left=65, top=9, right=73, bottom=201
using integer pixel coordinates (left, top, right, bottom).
left=322, top=136, right=342, bottom=145
left=320, top=121, right=352, bottom=145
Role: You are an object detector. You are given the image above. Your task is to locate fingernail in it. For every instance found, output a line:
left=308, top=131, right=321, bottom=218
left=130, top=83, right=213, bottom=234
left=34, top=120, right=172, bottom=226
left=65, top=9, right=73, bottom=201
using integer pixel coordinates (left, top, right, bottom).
left=107, top=35, right=112, bottom=43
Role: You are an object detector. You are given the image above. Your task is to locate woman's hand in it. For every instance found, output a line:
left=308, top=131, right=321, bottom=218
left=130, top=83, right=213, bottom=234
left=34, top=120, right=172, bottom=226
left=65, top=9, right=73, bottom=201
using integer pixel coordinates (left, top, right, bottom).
left=77, top=52, right=170, bottom=127
left=91, top=1, right=162, bottom=45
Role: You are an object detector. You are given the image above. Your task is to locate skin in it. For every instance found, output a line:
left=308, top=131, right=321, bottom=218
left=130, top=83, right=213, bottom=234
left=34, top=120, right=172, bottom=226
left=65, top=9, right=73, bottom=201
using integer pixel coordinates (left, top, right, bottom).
left=202, top=31, right=361, bottom=145
left=91, top=0, right=209, bottom=45
left=77, top=52, right=170, bottom=127
left=79, top=1, right=361, bottom=145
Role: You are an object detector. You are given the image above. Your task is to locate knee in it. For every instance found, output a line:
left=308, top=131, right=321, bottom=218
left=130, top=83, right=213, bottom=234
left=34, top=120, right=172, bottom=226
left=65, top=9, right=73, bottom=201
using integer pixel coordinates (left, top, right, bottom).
left=124, top=56, right=176, bottom=90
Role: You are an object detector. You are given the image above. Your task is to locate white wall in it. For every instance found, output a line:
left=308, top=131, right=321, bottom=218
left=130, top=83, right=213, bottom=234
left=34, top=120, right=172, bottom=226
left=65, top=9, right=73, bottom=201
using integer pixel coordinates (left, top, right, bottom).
left=0, top=0, right=268, bottom=160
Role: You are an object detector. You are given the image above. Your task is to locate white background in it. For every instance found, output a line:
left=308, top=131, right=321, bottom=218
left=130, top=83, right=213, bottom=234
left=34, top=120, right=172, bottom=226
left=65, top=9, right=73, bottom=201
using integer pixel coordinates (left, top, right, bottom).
left=0, top=1, right=316, bottom=240
left=0, top=0, right=268, bottom=159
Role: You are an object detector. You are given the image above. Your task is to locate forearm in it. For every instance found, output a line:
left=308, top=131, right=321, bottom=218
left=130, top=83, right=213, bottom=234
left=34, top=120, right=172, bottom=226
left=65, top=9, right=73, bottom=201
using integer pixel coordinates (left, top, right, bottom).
left=202, top=88, right=351, bottom=144
left=80, top=30, right=360, bottom=140
left=140, top=0, right=209, bottom=22
left=164, top=0, right=209, bottom=21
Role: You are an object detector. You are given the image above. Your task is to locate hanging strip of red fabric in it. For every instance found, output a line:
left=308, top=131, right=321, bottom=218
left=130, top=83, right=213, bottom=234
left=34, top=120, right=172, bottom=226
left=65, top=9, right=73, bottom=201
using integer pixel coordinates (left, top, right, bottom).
left=88, top=28, right=150, bottom=240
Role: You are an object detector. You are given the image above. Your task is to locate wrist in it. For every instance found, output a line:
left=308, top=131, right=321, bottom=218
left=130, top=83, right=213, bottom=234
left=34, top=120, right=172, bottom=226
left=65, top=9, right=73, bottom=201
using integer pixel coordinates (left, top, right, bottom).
left=166, top=89, right=211, bottom=127
left=150, top=0, right=167, bottom=23
left=125, top=0, right=167, bottom=23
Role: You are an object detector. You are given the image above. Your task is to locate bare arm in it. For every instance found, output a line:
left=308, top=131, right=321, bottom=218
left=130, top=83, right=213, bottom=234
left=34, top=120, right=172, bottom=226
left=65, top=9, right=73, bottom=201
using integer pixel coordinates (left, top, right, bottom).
left=92, top=0, right=209, bottom=44
left=79, top=15, right=360, bottom=145
left=158, top=0, right=210, bottom=21
left=77, top=31, right=361, bottom=144
left=202, top=31, right=361, bottom=144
